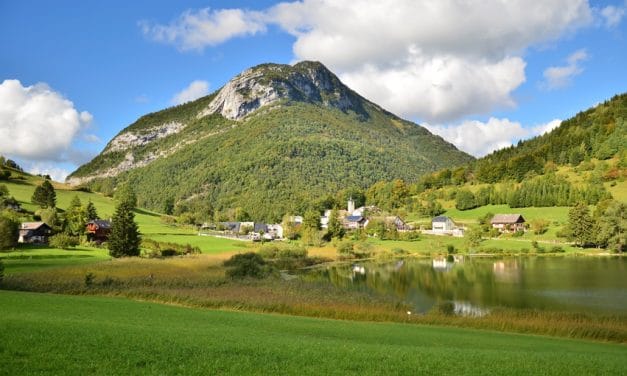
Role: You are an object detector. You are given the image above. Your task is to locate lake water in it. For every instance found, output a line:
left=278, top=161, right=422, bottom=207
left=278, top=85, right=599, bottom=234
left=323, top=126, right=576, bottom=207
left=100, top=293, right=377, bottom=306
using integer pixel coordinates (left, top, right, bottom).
left=311, top=256, right=627, bottom=316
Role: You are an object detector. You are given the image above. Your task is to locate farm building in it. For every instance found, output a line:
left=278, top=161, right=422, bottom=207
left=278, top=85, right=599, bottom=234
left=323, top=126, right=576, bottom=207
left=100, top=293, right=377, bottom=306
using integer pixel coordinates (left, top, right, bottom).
left=18, top=222, right=52, bottom=244
left=86, top=220, right=112, bottom=243
left=491, top=214, right=526, bottom=233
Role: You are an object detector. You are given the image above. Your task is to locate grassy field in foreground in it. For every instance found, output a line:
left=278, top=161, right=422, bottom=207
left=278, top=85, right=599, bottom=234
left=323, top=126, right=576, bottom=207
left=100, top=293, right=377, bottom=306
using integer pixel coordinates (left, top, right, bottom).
left=1, top=291, right=625, bottom=375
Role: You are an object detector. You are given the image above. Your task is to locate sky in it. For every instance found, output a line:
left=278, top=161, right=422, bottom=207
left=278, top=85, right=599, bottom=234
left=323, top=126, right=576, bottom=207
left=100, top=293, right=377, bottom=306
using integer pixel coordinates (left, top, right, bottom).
left=1, top=0, right=626, bottom=182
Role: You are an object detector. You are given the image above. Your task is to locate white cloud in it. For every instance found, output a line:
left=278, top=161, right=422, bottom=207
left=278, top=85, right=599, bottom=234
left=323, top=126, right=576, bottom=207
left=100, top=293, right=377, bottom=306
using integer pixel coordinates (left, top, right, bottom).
left=542, top=49, right=588, bottom=90
left=0, top=79, right=93, bottom=161
left=171, top=80, right=210, bottom=105
left=425, top=118, right=561, bottom=157
left=341, top=54, right=526, bottom=122
left=27, top=163, right=71, bottom=182
left=140, top=8, right=266, bottom=51
left=142, top=1, right=595, bottom=122
left=83, top=134, right=101, bottom=143
left=600, top=5, right=625, bottom=28
left=531, top=119, right=562, bottom=136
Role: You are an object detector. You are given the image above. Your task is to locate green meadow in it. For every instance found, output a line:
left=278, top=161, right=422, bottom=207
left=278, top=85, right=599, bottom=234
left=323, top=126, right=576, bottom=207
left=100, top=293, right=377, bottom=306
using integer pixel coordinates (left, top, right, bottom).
left=0, top=245, right=109, bottom=274
left=1, top=290, right=625, bottom=375
left=442, top=205, right=570, bottom=224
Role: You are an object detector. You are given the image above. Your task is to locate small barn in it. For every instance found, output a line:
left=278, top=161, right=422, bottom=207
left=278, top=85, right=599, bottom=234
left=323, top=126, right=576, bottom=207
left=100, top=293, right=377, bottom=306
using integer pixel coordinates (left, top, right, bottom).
left=432, top=216, right=455, bottom=233
left=18, top=222, right=52, bottom=244
left=86, top=219, right=112, bottom=243
left=491, top=214, right=526, bottom=233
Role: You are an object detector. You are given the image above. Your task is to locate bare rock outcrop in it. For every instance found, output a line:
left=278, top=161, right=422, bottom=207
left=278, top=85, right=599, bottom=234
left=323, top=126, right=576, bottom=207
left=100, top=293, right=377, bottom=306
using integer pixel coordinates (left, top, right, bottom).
left=199, top=61, right=367, bottom=120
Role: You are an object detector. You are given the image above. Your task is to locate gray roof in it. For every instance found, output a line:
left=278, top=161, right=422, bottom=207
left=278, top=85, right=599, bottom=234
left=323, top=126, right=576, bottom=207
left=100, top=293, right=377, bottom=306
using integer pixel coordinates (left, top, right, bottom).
left=221, top=222, right=241, bottom=232
left=88, top=219, right=111, bottom=229
left=432, top=216, right=451, bottom=223
left=491, top=214, right=525, bottom=224
left=254, top=223, right=268, bottom=233
left=346, top=216, right=365, bottom=222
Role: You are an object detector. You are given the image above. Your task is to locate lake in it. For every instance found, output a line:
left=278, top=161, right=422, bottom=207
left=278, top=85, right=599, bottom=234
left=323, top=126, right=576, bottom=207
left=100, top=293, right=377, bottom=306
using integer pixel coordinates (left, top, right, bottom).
left=311, top=256, right=627, bottom=316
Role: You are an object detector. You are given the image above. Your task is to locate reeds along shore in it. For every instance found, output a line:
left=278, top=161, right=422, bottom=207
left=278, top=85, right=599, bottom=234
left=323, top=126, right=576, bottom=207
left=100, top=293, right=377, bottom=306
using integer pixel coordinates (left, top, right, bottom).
left=2, top=254, right=625, bottom=343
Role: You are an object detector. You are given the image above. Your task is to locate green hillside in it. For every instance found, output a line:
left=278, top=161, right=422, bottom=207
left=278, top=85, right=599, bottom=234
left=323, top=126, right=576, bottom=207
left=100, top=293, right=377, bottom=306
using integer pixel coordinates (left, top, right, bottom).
left=0, top=170, right=248, bottom=256
left=2, top=291, right=625, bottom=375
left=69, top=62, right=473, bottom=221
left=475, top=93, right=626, bottom=183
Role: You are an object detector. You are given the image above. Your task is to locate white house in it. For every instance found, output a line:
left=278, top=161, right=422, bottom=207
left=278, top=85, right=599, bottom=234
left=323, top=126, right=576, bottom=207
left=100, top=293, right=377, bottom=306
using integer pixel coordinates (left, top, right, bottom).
left=267, top=224, right=283, bottom=239
left=432, top=216, right=456, bottom=233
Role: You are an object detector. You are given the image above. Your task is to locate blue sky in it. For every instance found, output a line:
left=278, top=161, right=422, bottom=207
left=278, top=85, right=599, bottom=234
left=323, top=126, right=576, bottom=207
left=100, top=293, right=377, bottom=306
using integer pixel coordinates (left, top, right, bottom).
left=1, top=0, right=625, bottom=181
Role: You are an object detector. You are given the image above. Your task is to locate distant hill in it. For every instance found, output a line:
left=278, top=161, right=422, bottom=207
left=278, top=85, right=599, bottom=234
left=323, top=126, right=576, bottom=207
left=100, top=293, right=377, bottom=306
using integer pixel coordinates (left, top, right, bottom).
left=68, top=61, right=473, bottom=221
left=473, top=93, right=627, bottom=183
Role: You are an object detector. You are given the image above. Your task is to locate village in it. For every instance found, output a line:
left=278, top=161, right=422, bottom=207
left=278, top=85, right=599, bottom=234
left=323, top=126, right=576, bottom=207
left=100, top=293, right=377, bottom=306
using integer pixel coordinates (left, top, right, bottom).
left=15, top=195, right=530, bottom=246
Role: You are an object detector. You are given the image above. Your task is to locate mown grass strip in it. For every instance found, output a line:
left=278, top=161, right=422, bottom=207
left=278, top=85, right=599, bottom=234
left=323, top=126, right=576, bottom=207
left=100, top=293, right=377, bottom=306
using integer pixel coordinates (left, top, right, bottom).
left=1, top=290, right=626, bottom=375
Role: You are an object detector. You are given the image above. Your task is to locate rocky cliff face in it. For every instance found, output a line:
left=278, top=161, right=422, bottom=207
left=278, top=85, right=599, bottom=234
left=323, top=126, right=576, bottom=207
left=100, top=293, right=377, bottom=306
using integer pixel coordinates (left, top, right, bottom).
left=199, top=61, right=367, bottom=120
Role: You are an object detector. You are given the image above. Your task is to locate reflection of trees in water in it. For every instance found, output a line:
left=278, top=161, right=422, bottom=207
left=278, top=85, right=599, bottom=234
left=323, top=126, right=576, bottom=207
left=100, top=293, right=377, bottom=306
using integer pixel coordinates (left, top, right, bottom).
left=315, top=258, right=627, bottom=313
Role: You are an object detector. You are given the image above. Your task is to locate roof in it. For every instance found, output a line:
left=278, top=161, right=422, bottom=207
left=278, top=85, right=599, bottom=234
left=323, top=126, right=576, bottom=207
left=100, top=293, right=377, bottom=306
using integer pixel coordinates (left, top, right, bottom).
left=88, top=219, right=111, bottom=229
left=491, top=214, right=525, bottom=224
left=346, top=216, right=365, bottom=222
left=20, top=222, right=49, bottom=230
left=254, top=223, right=268, bottom=233
left=432, top=216, right=451, bottom=223
left=221, top=222, right=241, bottom=231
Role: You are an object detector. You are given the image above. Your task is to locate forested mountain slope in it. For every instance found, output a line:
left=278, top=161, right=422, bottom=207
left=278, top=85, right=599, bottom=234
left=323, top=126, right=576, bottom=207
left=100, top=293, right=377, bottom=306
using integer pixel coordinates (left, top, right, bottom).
left=69, top=61, right=473, bottom=221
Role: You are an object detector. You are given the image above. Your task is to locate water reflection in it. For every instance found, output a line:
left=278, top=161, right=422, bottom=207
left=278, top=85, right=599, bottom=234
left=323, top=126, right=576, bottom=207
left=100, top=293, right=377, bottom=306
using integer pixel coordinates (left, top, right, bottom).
left=311, top=257, right=627, bottom=315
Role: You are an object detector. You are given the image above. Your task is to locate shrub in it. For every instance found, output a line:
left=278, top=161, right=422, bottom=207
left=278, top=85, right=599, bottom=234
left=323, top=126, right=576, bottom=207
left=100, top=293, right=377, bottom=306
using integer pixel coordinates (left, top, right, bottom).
left=141, top=239, right=200, bottom=257
left=336, top=241, right=355, bottom=255
left=49, top=234, right=79, bottom=249
left=530, top=219, right=550, bottom=235
left=398, top=231, right=420, bottom=241
left=84, top=272, right=95, bottom=288
left=392, top=248, right=409, bottom=255
left=446, top=244, right=456, bottom=254
left=223, top=252, right=269, bottom=279
left=550, top=246, right=565, bottom=253
left=531, top=240, right=545, bottom=253
left=0, top=259, right=4, bottom=284
left=512, top=230, right=525, bottom=237
left=435, top=301, right=455, bottom=316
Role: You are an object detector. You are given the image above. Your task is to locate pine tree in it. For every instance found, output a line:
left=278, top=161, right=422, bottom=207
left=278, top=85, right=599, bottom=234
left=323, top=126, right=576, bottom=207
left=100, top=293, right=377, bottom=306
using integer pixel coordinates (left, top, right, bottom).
left=64, top=195, right=86, bottom=236
left=31, top=180, right=56, bottom=208
left=114, top=184, right=137, bottom=208
left=85, top=200, right=98, bottom=221
left=108, top=202, right=141, bottom=257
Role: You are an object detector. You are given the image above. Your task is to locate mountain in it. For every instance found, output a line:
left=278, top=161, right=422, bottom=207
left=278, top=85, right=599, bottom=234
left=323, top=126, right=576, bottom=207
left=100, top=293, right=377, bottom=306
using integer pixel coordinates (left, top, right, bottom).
left=68, top=61, right=473, bottom=221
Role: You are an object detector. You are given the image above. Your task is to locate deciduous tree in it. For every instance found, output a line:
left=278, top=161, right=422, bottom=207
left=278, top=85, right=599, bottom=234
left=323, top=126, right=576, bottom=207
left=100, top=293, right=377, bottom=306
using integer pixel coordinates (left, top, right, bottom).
left=31, top=180, right=56, bottom=208
left=567, top=203, right=594, bottom=247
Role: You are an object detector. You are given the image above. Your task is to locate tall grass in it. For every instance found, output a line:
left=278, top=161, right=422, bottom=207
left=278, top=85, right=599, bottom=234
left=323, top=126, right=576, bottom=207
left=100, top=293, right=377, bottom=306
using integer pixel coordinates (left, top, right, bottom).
left=2, top=255, right=625, bottom=343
